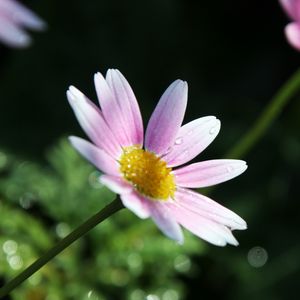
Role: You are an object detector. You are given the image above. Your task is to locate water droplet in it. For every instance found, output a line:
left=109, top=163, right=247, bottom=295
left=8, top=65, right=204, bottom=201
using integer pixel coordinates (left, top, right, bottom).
left=226, top=165, right=234, bottom=173
left=86, top=290, right=99, bottom=300
left=175, top=137, right=183, bottom=145
left=209, top=126, right=218, bottom=135
left=3, top=240, right=18, bottom=255
left=187, top=130, right=193, bottom=136
left=164, top=147, right=172, bottom=155
left=247, top=246, right=268, bottom=268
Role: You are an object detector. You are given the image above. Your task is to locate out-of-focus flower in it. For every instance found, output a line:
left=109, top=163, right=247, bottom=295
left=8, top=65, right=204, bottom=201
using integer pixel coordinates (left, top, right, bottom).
left=279, top=0, right=300, bottom=50
left=0, top=0, right=46, bottom=48
left=67, top=69, right=247, bottom=246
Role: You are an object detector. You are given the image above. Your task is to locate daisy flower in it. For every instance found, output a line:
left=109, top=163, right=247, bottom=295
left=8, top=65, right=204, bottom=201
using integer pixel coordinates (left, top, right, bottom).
left=279, top=0, right=300, bottom=50
left=67, top=69, right=247, bottom=246
left=0, top=0, right=46, bottom=48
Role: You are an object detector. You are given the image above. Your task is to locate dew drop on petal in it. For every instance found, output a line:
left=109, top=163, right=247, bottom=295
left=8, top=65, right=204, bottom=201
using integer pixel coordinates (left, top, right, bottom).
left=174, top=137, right=183, bottom=145
left=226, top=165, right=234, bottom=173
left=209, top=126, right=218, bottom=135
left=187, top=130, right=193, bottom=136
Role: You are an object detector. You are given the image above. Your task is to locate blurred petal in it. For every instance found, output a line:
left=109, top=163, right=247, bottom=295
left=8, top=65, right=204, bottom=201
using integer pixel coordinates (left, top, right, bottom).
left=162, top=116, right=220, bottom=167
left=67, top=86, right=122, bottom=158
left=100, top=175, right=133, bottom=194
left=174, top=159, right=247, bottom=188
left=145, top=80, right=188, bottom=155
left=105, top=69, right=144, bottom=146
left=120, top=192, right=150, bottom=219
left=69, top=136, right=119, bottom=176
left=175, top=188, right=247, bottom=230
left=168, top=200, right=239, bottom=246
left=148, top=201, right=184, bottom=244
left=285, top=22, right=300, bottom=51
left=0, top=16, right=31, bottom=48
left=0, top=0, right=46, bottom=30
left=279, top=0, right=300, bottom=21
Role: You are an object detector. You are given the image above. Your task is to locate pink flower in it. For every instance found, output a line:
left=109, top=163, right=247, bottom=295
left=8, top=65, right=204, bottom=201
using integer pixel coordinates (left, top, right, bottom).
left=0, top=0, right=46, bottom=48
left=279, top=0, right=300, bottom=50
left=67, top=69, right=247, bottom=246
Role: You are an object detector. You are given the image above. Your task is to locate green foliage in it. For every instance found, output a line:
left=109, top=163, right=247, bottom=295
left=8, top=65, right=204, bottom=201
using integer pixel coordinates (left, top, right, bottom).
left=0, top=139, right=205, bottom=300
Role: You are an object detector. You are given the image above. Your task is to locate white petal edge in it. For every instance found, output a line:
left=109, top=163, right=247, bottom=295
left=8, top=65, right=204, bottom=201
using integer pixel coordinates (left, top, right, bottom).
left=100, top=175, right=133, bottom=195
left=120, top=191, right=150, bottom=219
left=148, top=201, right=184, bottom=244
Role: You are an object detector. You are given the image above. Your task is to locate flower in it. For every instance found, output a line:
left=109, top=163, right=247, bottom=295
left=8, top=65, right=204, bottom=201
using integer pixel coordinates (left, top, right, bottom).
left=67, top=69, right=247, bottom=246
left=279, top=0, right=300, bottom=50
left=0, top=0, right=46, bottom=48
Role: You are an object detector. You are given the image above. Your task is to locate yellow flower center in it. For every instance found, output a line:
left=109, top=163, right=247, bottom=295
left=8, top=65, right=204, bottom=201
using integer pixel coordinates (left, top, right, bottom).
left=119, top=146, right=175, bottom=200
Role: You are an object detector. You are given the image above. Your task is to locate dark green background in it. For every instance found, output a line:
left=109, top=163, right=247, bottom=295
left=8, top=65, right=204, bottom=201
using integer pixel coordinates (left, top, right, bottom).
left=0, top=0, right=300, bottom=299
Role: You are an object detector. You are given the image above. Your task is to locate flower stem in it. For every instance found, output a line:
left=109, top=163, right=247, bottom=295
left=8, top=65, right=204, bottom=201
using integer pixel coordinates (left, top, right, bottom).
left=225, top=67, right=300, bottom=159
left=0, top=198, right=124, bottom=298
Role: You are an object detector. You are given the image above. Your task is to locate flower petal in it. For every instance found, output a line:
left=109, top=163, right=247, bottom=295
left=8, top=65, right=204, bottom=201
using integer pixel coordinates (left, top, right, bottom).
left=285, top=22, right=300, bottom=51
left=0, top=16, right=31, bottom=48
left=100, top=175, right=133, bottom=195
left=105, top=69, right=144, bottom=146
left=120, top=191, right=150, bottom=219
left=174, top=159, right=247, bottom=188
left=279, top=0, right=300, bottom=21
left=69, top=136, right=119, bottom=176
left=0, top=0, right=46, bottom=30
left=145, top=80, right=188, bottom=155
left=148, top=201, right=184, bottom=244
left=167, top=201, right=239, bottom=246
left=67, top=86, right=122, bottom=159
left=175, top=188, right=247, bottom=230
left=162, top=116, right=220, bottom=167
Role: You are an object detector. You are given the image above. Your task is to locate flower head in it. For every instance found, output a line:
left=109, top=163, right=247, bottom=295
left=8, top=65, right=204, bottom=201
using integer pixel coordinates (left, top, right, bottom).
left=0, top=0, right=46, bottom=48
left=67, top=69, right=247, bottom=246
left=279, top=0, right=300, bottom=50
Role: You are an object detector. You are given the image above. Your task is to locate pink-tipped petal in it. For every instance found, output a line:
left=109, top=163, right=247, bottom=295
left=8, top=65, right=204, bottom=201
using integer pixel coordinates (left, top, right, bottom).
left=168, top=201, right=238, bottom=246
left=174, top=159, right=247, bottom=188
left=67, top=86, right=122, bottom=159
left=105, top=69, right=144, bottom=146
left=120, top=192, right=150, bottom=219
left=162, top=116, right=220, bottom=167
left=285, top=22, right=300, bottom=51
left=100, top=175, right=133, bottom=195
left=175, top=188, right=247, bottom=230
left=145, top=80, right=188, bottom=155
left=0, top=16, right=31, bottom=48
left=148, top=201, right=184, bottom=244
left=69, top=136, right=119, bottom=176
left=279, top=0, right=300, bottom=21
left=0, top=0, right=46, bottom=30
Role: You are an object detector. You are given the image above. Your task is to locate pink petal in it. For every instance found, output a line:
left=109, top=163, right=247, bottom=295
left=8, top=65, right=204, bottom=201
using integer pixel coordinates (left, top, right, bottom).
left=162, top=116, right=220, bottom=167
left=67, top=86, right=122, bottom=159
left=148, top=201, right=184, bottom=244
left=175, top=188, right=247, bottom=230
left=279, top=0, right=300, bottom=21
left=105, top=69, right=144, bottom=146
left=167, top=201, right=239, bottom=246
left=120, top=191, right=150, bottom=219
left=0, top=16, right=31, bottom=48
left=69, top=136, right=119, bottom=176
left=145, top=80, right=188, bottom=156
left=0, top=0, right=46, bottom=30
left=100, top=175, right=133, bottom=195
left=285, top=22, right=300, bottom=51
left=174, top=159, right=247, bottom=188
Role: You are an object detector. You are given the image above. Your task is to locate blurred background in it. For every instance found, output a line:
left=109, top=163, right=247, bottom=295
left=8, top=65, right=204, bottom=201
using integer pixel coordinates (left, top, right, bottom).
left=0, top=0, right=300, bottom=299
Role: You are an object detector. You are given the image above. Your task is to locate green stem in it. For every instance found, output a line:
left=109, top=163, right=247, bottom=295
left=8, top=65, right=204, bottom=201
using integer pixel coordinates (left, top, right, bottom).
left=0, top=198, right=124, bottom=298
left=226, top=67, right=300, bottom=159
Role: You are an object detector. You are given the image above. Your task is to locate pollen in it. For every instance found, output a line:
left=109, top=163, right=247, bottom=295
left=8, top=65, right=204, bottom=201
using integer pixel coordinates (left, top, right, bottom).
left=119, top=146, right=175, bottom=200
